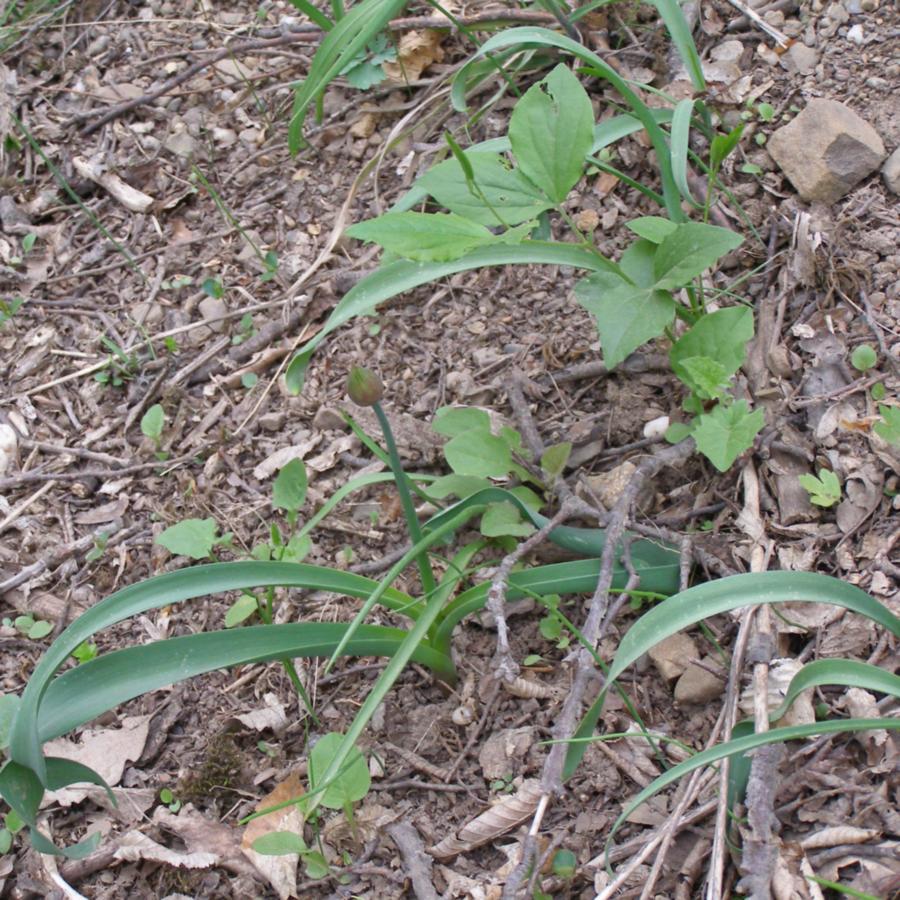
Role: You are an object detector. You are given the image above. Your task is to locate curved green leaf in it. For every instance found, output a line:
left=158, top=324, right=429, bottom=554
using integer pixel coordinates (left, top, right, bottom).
left=35, top=622, right=453, bottom=744
left=670, top=98, right=698, bottom=207
left=285, top=241, right=619, bottom=393
left=564, top=572, right=900, bottom=780
left=10, top=561, right=415, bottom=782
left=647, top=0, right=705, bottom=91
left=287, top=0, right=407, bottom=152
left=769, top=659, right=900, bottom=723
left=607, top=719, right=900, bottom=858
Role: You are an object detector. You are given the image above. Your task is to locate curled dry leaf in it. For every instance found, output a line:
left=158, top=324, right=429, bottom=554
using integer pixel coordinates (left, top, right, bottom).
left=230, top=692, right=288, bottom=734
left=241, top=771, right=305, bottom=900
left=383, top=30, right=445, bottom=83
left=429, top=779, right=542, bottom=860
left=839, top=688, right=891, bottom=764
left=800, top=826, right=882, bottom=849
left=501, top=675, right=560, bottom=700
left=738, top=658, right=815, bottom=726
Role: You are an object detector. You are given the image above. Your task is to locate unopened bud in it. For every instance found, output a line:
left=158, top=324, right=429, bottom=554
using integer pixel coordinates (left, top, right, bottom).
left=346, top=366, right=383, bottom=407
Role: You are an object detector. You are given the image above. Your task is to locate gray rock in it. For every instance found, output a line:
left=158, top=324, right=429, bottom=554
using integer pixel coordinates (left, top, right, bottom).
left=163, top=130, right=197, bottom=158
left=198, top=295, right=228, bottom=332
left=883, top=147, right=900, bottom=195
left=768, top=99, right=886, bottom=203
left=779, top=42, right=817, bottom=74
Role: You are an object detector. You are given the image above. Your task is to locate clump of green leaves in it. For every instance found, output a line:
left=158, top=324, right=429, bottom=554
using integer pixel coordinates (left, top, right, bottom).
left=336, top=62, right=760, bottom=471
left=874, top=405, right=900, bottom=445
left=798, top=469, right=841, bottom=507
left=0, top=298, right=24, bottom=327
left=95, top=336, right=140, bottom=388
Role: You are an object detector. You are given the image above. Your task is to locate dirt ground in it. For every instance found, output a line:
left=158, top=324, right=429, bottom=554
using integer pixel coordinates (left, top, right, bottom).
left=0, top=0, right=898, bottom=898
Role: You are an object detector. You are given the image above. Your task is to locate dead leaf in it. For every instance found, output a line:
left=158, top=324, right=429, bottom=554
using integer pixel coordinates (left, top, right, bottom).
left=253, top=438, right=322, bottom=480
left=74, top=496, right=129, bottom=525
left=230, top=693, right=288, bottom=734
left=43, top=716, right=151, bottom=807
left=241, top=772, right=305, bottom=900
left=383, top=30, right=445, bottom=82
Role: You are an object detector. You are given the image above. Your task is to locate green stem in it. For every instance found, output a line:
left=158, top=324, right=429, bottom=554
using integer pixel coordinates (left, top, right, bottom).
left=373, top=402, right=436, bottom=597
left=258, top=587, right=322, bottom=726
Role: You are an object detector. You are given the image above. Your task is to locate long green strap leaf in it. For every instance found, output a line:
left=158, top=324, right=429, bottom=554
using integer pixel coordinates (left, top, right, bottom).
left=288, top=0, right=408, bottom=151
left=647, top=0, right=705, bottom=90
left=35, top=622, right=453, bottom=743
left=606, top=718, right=900, bottom=859
left=285, top=241, right=620, bottom=393
left=10, top=561, right=414, bottom=783
left=769, top=659, right=900, bottom=723
left=563, top=572, right=900, bottom=780
left=670, top=98, right=699, bottom=207
left=425, top=487, right=680, bottom=576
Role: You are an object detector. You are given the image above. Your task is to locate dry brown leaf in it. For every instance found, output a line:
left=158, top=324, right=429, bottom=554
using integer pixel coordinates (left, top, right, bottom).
left=430, top=779, right=542, bottom=860
left=383, top=30, right=445, bottom=82
left=230, top=693, right=288, bottom=734
left=241, top=771, right=305, bottom=900
left=43, top=716, right=151, bottom=807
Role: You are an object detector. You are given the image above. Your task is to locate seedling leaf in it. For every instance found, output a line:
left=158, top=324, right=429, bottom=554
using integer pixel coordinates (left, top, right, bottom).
left=625, top=216, right=677, bottom=244
left=670, top=306, right=754, bottom=386
left=139, top=405, right=165, bottom=442
left=541, top=442, right=572, bottom=479
left=433, top=406, right=491, bottom=437
left=873, top=405, right=900, bottom=445
left=798, top=470, right=841, bottom=507
left=155, top=518, right=220, bottom=560
left=272, top=459, right=308, bottom=516
left=692, top=401, right=763, bottom=471
left=308, top=732, right=370, bottom=810
left=480, top=501, right=535, bottom=538
left=850, top=344, right=877, bottom=372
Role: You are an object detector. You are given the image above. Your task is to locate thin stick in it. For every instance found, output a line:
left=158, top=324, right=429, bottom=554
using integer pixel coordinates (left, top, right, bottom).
left=721, top=0, right=789, bottom=45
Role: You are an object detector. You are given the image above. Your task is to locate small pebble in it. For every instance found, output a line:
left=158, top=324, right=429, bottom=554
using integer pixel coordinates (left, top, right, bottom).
left=846, top=23, right=864, bottom=43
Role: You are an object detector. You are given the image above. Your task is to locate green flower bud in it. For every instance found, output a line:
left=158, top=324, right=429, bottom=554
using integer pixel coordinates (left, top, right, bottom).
left=346, top=366, right=383, bottom=407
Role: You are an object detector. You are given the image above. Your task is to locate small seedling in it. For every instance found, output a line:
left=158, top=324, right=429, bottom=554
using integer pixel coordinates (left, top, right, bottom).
left=9, top=615, right=52, bottom=640
left=155, top=518, right=232, bottom=560
left=0, top=809, right=24, bottom=855
left=799, top=470, right=841, bottom=508
left=850, top=344, right=877, bottom=372
left=873, top=405, right=900, bottom=445
left=140, top=404, right=167, bottom=460
left=0, top=298, right=23, bottom=327
left=201, top=277, right=224, bottom=299
left=871, top=382, right=885, bottom=401
left=95, top=336, right=139, bottom=387
left=159, top=787, right=181, bottom=813
left=232, top=313, right=256, bottom=346
left=85, top=531, right=110, bottom=563
left=71, top=642, right=98, bottom=664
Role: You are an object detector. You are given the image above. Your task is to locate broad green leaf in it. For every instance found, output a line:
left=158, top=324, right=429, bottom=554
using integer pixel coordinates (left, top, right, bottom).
left=509, top=485, right=543, bottom=511
left=619, top=239, right=657, bottom=287
left=285, top=241, right=619, bottom=393
left=252, top=831, right=307, bottom=855
left=463, top=27, right=688, bottom=220
left=678, top=356, right=730, bottom=400
left=770, top=659, right=900, bottom=723
left=508, top=64, right=594, bottom=203
left=564, top=570, right=900, bottom=782
left=541, top=442, right=572, bottom=478
left=444, top=431, right=511, bottom=478
left=345, top=212, right=498, bottom=262
left=433, top=406, right=491, bottom=437
left=427, top=474, right=492, bottom=499
left=308, top=732, right=370, bottom=809
left=798, top=470, right=841, bottom=508
left=272, top=459, right=308, bottom=514
left=417, top=152, right=554, bottom=226
left=693, top=400, right=764, bottom=471
left=575, top=277, right=675, bottom=369
left=224, top=593, right=258, bottom=628
left=27, top=621, right=52, bottom=640
left=139, top=404, right=164, bottom=441
left=480, top=501, right=535, bottom=538
left=665, top=422, right=694, bottom=444
left=280, top=534, right=312, bottom=564
left=874, top=404, right=900, bottom=445
left=653, top=223, right=743, bottom=289
left=625, top=217, right=677, bottom=245
left=670, top=306, right=754, bottom=384
left=155, top=518, right=220, bottom=560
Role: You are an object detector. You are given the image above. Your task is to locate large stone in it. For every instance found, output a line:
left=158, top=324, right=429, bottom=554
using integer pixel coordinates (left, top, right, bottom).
left=883, top=147, right=900, bottom=195
left=768, top=99, right=886, bottom=203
